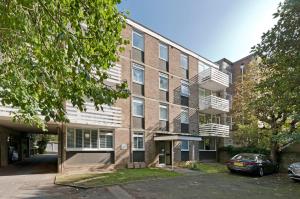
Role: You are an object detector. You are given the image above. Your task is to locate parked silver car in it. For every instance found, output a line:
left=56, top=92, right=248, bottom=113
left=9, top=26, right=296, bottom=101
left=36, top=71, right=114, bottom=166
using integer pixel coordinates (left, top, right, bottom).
left=288, top=162, right=300, bottom=181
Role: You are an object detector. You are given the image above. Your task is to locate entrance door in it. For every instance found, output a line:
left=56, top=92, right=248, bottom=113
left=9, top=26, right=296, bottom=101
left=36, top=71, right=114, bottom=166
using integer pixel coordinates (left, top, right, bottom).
left=158, top=141, right=172, bottom=166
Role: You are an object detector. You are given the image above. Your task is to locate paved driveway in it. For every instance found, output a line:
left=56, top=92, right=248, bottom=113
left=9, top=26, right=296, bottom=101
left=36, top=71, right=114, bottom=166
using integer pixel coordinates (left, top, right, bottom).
left=1, top=160, right=300, bottom=199
left=54, top=172, right=300, bottom=199
left=0, top=154, right=71, bottom=199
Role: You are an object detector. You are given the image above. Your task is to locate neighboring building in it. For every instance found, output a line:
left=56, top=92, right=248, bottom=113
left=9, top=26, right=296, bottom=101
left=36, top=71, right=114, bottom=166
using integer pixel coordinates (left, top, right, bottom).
left=0, top=19, right=231, bottom=172
left=216, top=54, right=255, bottom=147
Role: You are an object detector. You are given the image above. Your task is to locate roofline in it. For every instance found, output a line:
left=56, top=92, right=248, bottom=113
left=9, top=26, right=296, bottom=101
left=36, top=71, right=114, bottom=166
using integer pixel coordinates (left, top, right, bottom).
left=233, top=53, right=255, bottom=64
left=126, top=18, right=219, bottom=69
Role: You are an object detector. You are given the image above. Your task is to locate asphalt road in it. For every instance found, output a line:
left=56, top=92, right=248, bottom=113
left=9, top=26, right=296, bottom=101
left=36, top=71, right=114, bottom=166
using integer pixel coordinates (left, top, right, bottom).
left=1, top=156, right=300, bottom=199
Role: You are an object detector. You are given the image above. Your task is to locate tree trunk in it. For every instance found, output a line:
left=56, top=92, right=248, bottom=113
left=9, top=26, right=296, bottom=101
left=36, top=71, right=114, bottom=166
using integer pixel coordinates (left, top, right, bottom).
left=270, top=141, right=279, bottom=162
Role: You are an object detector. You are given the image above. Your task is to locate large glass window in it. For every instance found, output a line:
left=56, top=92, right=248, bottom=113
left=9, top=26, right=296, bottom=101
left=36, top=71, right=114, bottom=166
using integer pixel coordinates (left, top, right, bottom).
left=180, top=54, right=188, bottom=69
left=181, top=140, right=189, bottom=151
left=132, top=31, right=144, bottom=51
left=159, top=104, right=168, bottom=121
left=99, top=132, right=113, bottom=149
left=67, top=128, right=75, bottom=148
left=181, top=108, right=189, bottom=124
left=66, top=128, right=114, bottom=150
left=91, top=130, right=98, bottom=148
left=159, top=43, right=168, bottom=61
left=159, top=73, right=169, bottom=91
left=83, top=129, right=91, bottom=148
left=133, top=97, right=144, bottom=117
left=199, top=138, right=216, bottom=151
left=133, top=132, right=144, bottom=150
left=75, top=129, right=83, bottom=148
left=181, top=80, right=190, bottom=97
left=132, top=63, right=144, bottom=85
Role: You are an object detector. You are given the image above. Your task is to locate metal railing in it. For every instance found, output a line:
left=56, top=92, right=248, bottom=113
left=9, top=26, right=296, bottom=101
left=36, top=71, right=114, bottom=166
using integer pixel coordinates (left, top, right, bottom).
left=199, top=95, right=229, bottom=113
left=199, top=123, right=230, bottom=137
left=199, top=67, right=229, bottom=89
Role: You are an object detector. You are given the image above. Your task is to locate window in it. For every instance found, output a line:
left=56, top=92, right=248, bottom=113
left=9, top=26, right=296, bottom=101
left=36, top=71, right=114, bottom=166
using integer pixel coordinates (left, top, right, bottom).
left=67, top=128, right=75, bottom=148
left=133, top=132, right=144, bottom=150
left=159, top=104, right=168, bottom=121
left=66, top=128, right=114, bottom=150
left=181, top=140, right=189, bottom=151
left=132, top=31, right=144, bottom=51
left=180, top=54, right=188, bottom=69
left=133, top=97, right=144, bottom=117
left=83, top=129, right=91, bottom=148
left=181, top=80, right=189, bottom=97
left=181, top=108, right=189, bottom=124
left=91, top=130, right=98, bottom=148
left=132, top=63, right=144, bottom=85
left=199, top=138, right=216, bottom=151
left=75, top=129, right=83, bottom=148
left=99, top=132, right=113, bottom=149
left=159, top=73, right=168, bottom=91
left=159, top=43, right=168, bottom=61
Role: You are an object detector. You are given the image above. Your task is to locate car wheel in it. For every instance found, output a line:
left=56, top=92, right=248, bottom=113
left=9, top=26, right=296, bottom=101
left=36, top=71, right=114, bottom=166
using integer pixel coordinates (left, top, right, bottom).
left=259, top=167, right=264, bottom=177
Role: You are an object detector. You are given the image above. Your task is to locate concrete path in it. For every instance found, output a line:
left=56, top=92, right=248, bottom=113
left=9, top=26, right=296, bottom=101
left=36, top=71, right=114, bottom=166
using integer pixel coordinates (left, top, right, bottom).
left=0, top=154, right=72, bottom=199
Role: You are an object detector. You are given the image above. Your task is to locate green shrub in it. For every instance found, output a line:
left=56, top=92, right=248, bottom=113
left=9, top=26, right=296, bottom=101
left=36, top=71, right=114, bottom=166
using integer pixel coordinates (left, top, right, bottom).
left=220, top=145, right=270, bottom=157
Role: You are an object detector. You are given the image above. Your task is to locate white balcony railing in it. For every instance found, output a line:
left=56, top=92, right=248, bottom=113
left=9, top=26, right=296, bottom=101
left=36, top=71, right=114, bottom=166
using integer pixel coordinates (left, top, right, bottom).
left=66, top=102, right=122, bottom=128
left=199, top=123, right=229, bottom=137
left=199, top=67, right=229, bottom=91
left=0, top=105, right=17, bottom=118
left=199, top=95, right=229, bottom=114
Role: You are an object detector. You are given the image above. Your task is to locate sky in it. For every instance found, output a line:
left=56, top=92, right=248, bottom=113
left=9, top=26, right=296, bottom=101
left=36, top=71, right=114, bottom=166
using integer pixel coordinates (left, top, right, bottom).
left=118, top=0, right=283, bottom=62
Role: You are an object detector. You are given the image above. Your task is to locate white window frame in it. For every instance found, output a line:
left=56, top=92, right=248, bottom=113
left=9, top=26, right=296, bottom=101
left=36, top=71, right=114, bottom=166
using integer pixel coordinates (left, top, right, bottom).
left=181, top=80, right=190, bottom=97
left=181, top=140, right=189, bottom=151
left=132, top=31, right=144, bottom=51
left=159, top=43, right=168, bottom=61
left=159, top=104, right=168, bottom=121
left=199, top=137, right=217, bottom=151
left=180, top=54, right=188, bottom=69
left=99, top=132, right=114, bottom=150
left=132, top=132, right=145, bottom=151
left=159, top=72, right=169, bottom=91
left=132, top=63, right=144, bottom=85
left=181, top=108, right=189, bottom=124
left=66, top=128, right=114, bottom=151
left=132, top=97, right=144, bottom=117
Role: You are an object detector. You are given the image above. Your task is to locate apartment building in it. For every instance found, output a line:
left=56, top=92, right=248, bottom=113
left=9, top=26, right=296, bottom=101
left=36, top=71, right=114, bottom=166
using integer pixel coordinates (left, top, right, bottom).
left=0, top=19, right=231, bottom=171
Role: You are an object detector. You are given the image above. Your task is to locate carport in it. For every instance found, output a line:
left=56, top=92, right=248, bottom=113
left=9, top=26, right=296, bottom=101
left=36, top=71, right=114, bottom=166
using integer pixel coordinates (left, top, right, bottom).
left=0, top=118, right=63, bottom=174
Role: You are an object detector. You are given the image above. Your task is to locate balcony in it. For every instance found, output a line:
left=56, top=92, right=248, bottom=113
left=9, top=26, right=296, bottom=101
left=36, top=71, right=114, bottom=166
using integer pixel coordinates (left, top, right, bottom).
left=199, top=95, right=229, bottom=114
left=199, top=123, right=229, bottom=137
left=66, top=102, right=122, bottom=128
left=199, top=67, right=229, bottom=91
left=0, top=105, right=17, bottom=118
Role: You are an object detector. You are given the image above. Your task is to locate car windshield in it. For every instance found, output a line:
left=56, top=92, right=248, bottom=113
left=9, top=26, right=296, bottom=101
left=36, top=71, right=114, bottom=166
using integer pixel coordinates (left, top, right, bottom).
left=232, top=154, right=257, bottom=161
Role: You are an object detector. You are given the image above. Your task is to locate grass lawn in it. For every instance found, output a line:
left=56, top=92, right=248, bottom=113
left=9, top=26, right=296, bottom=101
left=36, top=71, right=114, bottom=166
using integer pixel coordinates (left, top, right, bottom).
left=179, top=162, right=228, bottom=174
left=56, top=168, right=181, bottom=188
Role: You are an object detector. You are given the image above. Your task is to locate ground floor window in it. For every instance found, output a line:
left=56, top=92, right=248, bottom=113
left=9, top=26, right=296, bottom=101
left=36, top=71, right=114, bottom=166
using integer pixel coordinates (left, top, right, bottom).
left=181, top=140, right=189, bottom=151
left=66, top=128, right=114, bottom=151
left=133, top=132, right=144, bottom=151
left=199, top=137, right=216, bottom=151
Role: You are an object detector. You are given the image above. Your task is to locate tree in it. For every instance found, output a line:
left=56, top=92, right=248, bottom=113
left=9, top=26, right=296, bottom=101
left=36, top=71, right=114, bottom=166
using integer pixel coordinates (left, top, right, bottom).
left=240, top=0, right=300, bottom=162
left=232, top=58, right=272, bottom=150
left=0, top=0, right=130, bottom=130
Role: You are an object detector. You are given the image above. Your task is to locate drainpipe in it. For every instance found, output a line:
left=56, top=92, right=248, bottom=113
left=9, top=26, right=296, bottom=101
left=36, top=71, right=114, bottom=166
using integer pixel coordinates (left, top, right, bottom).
left=129, top=48, right=133, bottom=163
